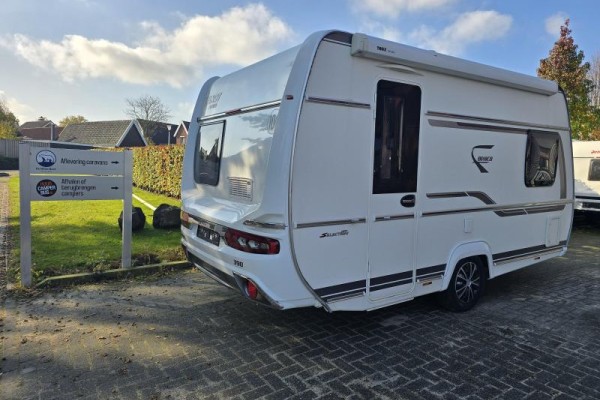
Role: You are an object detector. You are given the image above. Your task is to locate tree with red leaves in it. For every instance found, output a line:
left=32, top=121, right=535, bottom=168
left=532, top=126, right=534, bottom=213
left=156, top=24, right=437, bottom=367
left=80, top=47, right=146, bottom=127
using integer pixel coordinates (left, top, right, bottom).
left=538, top=19, right=599, bottom=140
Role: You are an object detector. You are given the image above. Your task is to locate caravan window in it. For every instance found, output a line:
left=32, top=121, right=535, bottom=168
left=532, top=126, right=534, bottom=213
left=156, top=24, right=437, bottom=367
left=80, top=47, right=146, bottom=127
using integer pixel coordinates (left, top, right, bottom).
left=524, top=131, right=560, bottom=187
left=195, top=121, right=225, bottom=186
left=373, top=80, right=421, bottom=194
left=589, top=159, right=600, bottom=181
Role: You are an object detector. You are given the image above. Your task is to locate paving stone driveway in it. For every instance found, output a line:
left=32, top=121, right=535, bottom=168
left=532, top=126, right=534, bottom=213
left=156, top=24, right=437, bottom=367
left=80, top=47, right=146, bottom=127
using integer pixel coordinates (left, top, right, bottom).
left=1, top=217, right=599, bottom=400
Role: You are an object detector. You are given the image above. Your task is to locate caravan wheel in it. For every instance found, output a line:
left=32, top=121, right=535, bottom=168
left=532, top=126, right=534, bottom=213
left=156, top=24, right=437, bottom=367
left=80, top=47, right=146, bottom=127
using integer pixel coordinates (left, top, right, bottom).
left=439, top=257, right=485, bottom=312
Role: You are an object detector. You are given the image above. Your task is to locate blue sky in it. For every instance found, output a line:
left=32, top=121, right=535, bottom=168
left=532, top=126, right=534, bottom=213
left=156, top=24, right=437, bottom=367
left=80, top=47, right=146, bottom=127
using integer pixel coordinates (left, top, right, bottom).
left=0, top=0, right=597, bottom=126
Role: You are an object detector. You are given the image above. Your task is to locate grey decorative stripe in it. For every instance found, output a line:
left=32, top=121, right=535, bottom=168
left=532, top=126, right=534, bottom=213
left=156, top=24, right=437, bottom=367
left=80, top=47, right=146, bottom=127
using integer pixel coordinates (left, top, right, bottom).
left=426, top=111, right=568, bottom=132
left=305, top=97, right=371, bottom=109
left=493, top=241, right=567, bottom=264
left=296, top=218, right=366, bottom=229
left=199, top=100, right=281, bottom=122
left=374, top=214, right=414, bottom=222
left=429, top=119, right=528, bottom=134
left=243, top=220, right=287, bottom=230
left=425, top=192, right=569, bottom=217
left=427, top=191, right=494, bottom=205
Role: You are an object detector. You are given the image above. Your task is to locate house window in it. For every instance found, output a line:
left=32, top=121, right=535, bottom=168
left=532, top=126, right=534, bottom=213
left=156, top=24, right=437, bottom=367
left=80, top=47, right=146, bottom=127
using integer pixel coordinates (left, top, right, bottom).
left=524, top=131, right=560, bottom=187
left=373, top=80, right=421, bottom=194
left=194, top=121, right=225, bottom=186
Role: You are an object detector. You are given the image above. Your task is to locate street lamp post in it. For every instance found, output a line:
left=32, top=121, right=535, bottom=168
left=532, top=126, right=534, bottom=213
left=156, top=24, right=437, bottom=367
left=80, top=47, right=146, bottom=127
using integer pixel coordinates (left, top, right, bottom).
left=166, top=124, right=172, bottom=145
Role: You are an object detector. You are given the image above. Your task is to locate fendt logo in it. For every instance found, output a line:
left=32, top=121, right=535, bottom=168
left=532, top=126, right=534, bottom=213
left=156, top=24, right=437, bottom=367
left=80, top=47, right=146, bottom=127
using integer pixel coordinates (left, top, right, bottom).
left=471, top=145, right=494, bottom=173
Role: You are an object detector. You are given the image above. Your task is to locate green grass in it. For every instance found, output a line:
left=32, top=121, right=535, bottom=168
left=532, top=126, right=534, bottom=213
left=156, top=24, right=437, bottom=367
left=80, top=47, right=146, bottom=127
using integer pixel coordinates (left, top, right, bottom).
left=8, top=176, right=185, bottom=284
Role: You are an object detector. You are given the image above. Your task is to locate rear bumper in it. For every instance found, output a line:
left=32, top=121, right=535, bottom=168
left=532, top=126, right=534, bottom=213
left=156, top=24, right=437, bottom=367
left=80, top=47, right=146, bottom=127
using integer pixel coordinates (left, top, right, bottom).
left=182, top=243, right=283, bottom=309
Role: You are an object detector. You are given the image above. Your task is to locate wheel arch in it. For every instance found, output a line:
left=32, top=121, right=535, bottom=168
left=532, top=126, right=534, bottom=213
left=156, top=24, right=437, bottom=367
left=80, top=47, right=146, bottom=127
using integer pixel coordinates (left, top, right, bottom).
left=441, top=241, right=493, bottom=291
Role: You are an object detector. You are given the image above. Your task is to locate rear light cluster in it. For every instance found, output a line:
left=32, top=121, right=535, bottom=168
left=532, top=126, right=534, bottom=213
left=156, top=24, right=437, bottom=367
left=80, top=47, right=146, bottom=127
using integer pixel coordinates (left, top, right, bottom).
left=182, top=211, right=279, bottom=255
left=225, top=228, right=280, bottom=255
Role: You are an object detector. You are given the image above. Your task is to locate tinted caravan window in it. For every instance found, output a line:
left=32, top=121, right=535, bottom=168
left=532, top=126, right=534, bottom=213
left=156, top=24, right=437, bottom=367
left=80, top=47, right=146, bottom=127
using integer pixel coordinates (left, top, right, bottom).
left=373, top=80, right=421, bottom=194
left=589, top=159, right=600, bottom=181
left=524, top=131, right=560, bottom=187
left=195, top=121, right=225, bottom=186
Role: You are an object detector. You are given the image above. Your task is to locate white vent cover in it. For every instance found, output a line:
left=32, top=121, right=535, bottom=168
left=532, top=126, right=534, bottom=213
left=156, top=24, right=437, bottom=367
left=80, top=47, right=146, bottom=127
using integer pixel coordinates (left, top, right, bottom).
left=229, top=177, right=253, bottom=200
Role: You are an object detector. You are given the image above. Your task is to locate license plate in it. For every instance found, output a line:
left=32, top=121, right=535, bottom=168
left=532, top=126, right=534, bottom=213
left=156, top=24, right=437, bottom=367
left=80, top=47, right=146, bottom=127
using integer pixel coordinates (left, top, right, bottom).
left=197, top=225, right=220, bottom=246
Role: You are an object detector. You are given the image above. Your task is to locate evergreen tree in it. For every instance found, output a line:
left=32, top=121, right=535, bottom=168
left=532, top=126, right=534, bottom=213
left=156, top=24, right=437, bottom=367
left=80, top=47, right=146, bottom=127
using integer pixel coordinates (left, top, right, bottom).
left=537, top=19, right=599, bottom=140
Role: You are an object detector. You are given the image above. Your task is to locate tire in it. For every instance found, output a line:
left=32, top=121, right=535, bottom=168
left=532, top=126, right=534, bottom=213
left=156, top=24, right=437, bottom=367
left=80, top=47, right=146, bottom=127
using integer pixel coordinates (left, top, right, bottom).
left=438, top=256, right=486, bottom=312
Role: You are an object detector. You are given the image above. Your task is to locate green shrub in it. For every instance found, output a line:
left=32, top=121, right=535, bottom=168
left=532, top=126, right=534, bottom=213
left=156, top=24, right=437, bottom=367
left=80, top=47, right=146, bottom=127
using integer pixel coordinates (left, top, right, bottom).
left=132, top=145, right=184, bottom=198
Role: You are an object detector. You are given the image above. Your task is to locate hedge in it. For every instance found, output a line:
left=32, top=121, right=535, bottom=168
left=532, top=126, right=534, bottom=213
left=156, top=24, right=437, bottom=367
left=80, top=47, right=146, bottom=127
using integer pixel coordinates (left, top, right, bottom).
left=132, top=145, right=184, bottom=198
left=0, top=156, right=18, bottom=170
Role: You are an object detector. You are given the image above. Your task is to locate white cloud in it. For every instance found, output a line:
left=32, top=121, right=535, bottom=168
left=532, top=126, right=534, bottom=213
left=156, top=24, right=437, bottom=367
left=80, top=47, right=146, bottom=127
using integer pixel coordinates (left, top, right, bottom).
left=0, top=90, right=34, bottom=123
left=545, top=12, right=567, bottom=36
left=175, top=101, right=195, bottom=122
left=0, top=4, right=293, bottom=88
left=411, top=10, right=513, bottom=55
left=354, top=0, right=456, bottom=18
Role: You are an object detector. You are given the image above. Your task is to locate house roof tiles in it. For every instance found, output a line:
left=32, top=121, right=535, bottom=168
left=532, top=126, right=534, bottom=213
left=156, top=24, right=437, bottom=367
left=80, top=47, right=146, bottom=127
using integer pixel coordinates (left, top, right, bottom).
left=58, top=120, right=142, bottom=147
left=19, top=120, right=54, bottom=129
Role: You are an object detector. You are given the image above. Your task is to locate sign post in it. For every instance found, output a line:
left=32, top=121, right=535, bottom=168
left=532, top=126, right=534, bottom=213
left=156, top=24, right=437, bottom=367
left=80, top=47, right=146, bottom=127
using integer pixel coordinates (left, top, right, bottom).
left=19, top=143, right=133, bottom=287
left=19, top=144, right=32, bottom=287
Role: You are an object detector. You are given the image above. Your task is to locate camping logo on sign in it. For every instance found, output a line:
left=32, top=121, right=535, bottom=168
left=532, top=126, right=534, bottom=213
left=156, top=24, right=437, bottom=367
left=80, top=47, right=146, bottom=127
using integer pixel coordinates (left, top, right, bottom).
left=36, top=150, right=56, bottom=168
left=35, top=179, right=57, bottom=197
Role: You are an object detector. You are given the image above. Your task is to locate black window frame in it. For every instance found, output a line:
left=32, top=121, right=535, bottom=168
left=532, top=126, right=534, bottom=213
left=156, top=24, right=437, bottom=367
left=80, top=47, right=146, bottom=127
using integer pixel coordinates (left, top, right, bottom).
left=524, top=130, right=561, bottom=188
left=372, top=80, right=421, bottom=194
left=194, top=120, right=226, bottom=186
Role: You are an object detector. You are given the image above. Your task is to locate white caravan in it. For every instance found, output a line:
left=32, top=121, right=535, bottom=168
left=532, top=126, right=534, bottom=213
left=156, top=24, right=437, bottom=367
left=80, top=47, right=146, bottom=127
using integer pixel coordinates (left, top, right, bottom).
left=572, top=140, right=600, bottom=212
left=181, top=31, right=573, bottom=312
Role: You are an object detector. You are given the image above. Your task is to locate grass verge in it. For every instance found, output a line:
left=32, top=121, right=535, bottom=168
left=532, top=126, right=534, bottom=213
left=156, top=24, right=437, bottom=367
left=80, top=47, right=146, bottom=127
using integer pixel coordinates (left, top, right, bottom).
left=8, top=176, right=185, bottom=284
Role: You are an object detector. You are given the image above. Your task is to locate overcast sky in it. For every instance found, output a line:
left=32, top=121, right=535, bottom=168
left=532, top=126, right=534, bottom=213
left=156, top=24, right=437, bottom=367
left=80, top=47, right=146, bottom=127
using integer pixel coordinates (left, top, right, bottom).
left=0, top=0, right=597, bottom=125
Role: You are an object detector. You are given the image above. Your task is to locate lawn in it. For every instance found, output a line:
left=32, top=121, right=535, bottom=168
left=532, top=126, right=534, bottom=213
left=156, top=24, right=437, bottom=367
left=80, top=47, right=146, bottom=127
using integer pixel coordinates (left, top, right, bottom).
left=8, top=176, right=185, bottom=284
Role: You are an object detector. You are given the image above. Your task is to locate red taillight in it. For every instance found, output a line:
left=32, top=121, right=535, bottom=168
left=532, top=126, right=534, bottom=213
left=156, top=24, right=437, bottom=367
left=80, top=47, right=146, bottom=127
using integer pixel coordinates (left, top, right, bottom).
left=246, top=280, right=258, bottom=299
left=224, top=228, right=280, bottom=255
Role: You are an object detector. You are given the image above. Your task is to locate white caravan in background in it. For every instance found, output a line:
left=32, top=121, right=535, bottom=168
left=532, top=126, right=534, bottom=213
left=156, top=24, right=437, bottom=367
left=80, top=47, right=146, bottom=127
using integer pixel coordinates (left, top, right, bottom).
left=180, top=31, right=573, bottom=312
left=572, top=140, right=600, bottom=212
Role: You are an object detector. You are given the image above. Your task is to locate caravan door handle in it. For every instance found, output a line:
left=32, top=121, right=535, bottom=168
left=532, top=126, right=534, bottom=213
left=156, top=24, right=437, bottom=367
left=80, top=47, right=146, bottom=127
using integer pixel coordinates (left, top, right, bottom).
left=400, top=194, right=416, bottom=208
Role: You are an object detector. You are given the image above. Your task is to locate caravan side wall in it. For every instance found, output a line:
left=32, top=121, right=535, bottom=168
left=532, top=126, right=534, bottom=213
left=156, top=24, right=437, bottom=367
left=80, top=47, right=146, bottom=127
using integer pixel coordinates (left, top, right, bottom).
left=289, top=33, right=573, bottom=311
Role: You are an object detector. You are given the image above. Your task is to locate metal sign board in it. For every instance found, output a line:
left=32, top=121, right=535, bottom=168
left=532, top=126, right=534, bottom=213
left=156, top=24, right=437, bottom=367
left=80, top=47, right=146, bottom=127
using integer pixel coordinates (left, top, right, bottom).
left=29, top=147, right=125, bottom=175
left=30, top=175, right=124, bottom=201
left=20, top=143, right=134, bottom=287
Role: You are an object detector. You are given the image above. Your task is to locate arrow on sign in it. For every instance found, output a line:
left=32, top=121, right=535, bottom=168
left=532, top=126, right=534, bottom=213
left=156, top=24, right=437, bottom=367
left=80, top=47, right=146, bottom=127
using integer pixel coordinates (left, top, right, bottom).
left=111, top=161, right=120, bottom=164
left=111, top=186, right=120, bottom=190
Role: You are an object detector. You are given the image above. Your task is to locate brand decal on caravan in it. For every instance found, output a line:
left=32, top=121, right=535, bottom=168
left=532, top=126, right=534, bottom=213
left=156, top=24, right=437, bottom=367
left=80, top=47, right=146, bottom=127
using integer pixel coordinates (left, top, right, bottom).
left=320, top=230, right=349, bottom=239
left=471, top=145, right=495, bottom=173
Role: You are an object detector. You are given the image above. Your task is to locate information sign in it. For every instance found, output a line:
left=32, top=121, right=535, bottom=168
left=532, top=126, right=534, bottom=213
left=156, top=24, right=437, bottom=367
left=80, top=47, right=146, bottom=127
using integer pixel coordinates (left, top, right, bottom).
left=29, top=147, right=125, bottom=175
left=19, top=143, right=133, bottom=287
left=30, top=175, right=124, bottom=201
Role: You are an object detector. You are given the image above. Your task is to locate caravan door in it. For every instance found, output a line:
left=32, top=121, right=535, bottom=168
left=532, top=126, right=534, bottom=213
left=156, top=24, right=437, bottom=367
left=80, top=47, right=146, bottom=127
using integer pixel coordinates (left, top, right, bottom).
left=368, top=80, right=421, bottom=300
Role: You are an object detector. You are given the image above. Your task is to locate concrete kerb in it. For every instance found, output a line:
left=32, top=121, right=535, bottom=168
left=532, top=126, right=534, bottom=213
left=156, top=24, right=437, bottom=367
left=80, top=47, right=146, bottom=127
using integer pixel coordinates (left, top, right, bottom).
left=35, top=260, right=192, bottom=288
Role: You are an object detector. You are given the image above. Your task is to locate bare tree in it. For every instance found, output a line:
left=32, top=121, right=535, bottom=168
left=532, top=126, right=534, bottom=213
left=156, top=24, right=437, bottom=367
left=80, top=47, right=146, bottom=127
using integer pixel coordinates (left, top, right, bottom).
left=590, top=53, right=600, bottom=108
left=125, top=94, right=171, bottom=121
left=124, top=94, right=172, bottom=143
